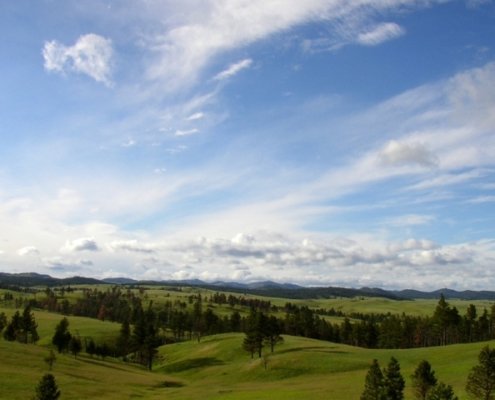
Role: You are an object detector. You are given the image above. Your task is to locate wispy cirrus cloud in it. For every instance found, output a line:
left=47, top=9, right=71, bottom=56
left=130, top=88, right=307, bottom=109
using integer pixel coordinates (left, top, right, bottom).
left=213, top=58, right=253, bottom=81
left=142, top=0, right=447, bottom=90
left=357, top=22, right=405, bottom=46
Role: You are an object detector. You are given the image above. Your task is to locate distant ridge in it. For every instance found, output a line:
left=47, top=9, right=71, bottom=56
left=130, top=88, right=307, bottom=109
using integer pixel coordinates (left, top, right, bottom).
left=1, top=272, right=495, bottom=300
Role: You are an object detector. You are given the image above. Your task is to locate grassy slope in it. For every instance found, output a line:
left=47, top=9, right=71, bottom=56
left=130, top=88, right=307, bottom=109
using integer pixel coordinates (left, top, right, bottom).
left=155, top=333, right=490, bottom=400
left=1, top=289, right=494, bottom=399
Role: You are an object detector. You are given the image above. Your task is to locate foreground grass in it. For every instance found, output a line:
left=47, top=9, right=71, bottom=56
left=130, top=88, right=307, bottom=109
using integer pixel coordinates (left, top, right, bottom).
left=1, top=291, right=493, bottom=399
left=0, top=323, right=490, bottom=399
left=155, top=333, right=489, bottom=400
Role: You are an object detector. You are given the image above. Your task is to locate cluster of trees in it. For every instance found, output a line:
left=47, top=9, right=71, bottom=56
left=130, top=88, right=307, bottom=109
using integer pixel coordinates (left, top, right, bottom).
left=1, top=305, right=39, bottom=343
left=361, top=346, right=495, bottom=400
left=242, top=309, right=283, bottom=358
left=51, top=317, right=83, bottom=358
left=362, top=358, right=456, bottom=400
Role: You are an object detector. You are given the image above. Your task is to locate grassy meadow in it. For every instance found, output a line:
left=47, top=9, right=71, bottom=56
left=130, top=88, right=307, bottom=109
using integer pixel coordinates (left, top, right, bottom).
left=0, top=286, right=493, bottom=399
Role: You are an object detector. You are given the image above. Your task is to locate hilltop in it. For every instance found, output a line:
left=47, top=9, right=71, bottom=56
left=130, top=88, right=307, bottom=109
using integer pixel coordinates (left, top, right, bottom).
left=2, top=271, right=495, bottom=300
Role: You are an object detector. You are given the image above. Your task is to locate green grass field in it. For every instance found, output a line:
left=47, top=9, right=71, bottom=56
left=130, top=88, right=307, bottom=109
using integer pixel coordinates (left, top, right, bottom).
left=1, top=288, right=494, bottom=399
left=0, top=308, right=490, bottom=399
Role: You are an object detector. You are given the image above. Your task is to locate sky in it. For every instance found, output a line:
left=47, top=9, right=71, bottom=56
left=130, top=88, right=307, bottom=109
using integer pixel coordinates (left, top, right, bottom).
left=1, top=0, right=495, bottom=290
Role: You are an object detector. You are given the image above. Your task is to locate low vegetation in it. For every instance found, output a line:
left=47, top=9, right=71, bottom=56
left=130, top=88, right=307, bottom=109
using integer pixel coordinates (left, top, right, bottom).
left=0, top=283, right=495, bottom=398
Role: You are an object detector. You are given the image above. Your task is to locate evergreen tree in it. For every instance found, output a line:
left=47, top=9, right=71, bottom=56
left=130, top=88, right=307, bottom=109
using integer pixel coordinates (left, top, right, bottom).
left=361, top=359, right=385, bottom=400
left=0, top=312, right=7, bottom=333
left=3, top=311, right=21, bottom=341
left=243, top=332, right=257, bottom=359
left=21, top=305, right=39, bottom=343
left=34, top=373, right=61, bottom=400
left=466, top=345, right=495, bottom=400
left=412, top=360, right=437, bottom=400
left=52, top=317, right=71, bottom=353
left=426, top=382, right=458, bottom=400
left=116, top=319, right=132, bottom=360
left=85, top=337, right=96, bottom=357
left=383, top=357, right=405, bottom=400
left=69, top=335, right=82, bottom=358
left=133, top=302, right=160, bottom=370
left=264, top=315, right=283, bottom=353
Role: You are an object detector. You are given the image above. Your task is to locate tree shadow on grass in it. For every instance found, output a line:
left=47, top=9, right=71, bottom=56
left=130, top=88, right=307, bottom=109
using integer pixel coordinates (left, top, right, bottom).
left=155, top=380, right=185, bottom=388
left=160, top=357, right=225, bottom=373
left=276, top=346, right=349, bottom=355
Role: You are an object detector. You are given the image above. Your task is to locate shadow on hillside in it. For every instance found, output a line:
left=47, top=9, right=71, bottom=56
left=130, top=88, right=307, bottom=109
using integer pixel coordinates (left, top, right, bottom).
left=161, top=357, right=225, bottom=373
left=155, top=380, right=185, bottom=388
left=277, top=346, right=349, bottom=355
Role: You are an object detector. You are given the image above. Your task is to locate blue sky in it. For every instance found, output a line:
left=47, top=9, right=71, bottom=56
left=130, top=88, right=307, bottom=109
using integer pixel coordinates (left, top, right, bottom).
left=1, top=0, right=495, bottom=289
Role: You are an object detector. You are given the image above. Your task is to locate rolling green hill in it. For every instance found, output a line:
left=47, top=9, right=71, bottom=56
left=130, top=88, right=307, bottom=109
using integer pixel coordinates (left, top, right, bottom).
left=0, top=311, right=490, bottom=399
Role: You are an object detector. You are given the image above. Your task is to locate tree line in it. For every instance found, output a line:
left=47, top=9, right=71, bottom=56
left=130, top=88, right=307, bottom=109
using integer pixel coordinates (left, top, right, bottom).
left=5, top=287, right=495, bottom=352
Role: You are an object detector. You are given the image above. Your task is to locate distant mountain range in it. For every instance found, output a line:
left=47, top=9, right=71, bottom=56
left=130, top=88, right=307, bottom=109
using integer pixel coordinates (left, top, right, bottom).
left=1, top=271, right=495, bottom=300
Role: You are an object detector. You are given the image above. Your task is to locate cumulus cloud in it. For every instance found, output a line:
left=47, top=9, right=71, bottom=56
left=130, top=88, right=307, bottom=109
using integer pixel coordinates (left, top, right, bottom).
left=213, top=58, right=253, bottom=81
left=43, top=257, right=93, bottom=273
left=62, top=237, right=99, bottom=252
left=379, top=140, right=438, bottom=167
left=43, top=33, right=113, bottom=86
left=17, top=246, right=40, bottom=256
left=357, top=22, right=405, bottom=46
left=108, top=240, right=157, bottom=254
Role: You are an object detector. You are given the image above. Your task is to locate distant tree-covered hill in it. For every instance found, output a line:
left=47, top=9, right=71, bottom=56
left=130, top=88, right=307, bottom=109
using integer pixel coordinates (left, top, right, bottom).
left=1, top=271, right=495, bottom=300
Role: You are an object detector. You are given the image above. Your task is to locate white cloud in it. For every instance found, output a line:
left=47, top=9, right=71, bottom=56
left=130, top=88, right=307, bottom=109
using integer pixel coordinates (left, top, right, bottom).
left=386, top=214, right=435, bottom=226
left=61, top=237, right=100, bottom=252
left=357, top=22, right=405, bottom=46
left=186, top=112, right=205, bottom=121
left=17, top=246, right=40, bottom=257
left=121, top=139, right=136, bottom=147
left=145, top=1, right=446, bottom=90
left=174, top=128, right=199, bottom=137
left=409, top=169, right=486, bottom=191
left=379, top=140, right=438, bottom=167
left=467, top=195, right=495, bottom=204
left=108, top=240, right=157, bottom=254
left=43, top=33, right=113, bottom=86
left=43, top=257, right=94, bottom=274
left=213, top=58, right=253, bottom=81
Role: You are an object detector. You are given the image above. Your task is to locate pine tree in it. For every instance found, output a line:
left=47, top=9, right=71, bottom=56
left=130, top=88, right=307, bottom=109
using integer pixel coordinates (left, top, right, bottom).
left=116, top=319, right=131, bottom=360
left=21, top=305, right=39, bottom=343
left=3, top=311, right=21, bottom=341
left=52, top=317, right=71, bottom=353
left=69, top=335, right=82, bottom=358
left=85, top=337, right=96, bottom=357
left=0, top=312, right=7, bottom=333
left=383, top=357, right=405, bottom=400
left=426, top=382, right=458, bottom=400
left=264, top=315, right=283, bottom=353
left=34, top=373, right=61, bottom=400
left=466, top=345, right=495, bottom=400
left=412, top=360, right=437, bottom=400
left=361, top=359, right=385, bottom=400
